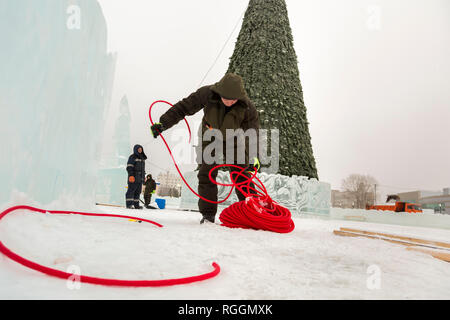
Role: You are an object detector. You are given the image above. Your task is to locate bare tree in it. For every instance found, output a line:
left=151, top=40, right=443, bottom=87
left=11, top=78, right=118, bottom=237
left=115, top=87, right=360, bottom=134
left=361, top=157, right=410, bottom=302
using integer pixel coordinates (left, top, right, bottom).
left=341, top=174, right=378, bottom=208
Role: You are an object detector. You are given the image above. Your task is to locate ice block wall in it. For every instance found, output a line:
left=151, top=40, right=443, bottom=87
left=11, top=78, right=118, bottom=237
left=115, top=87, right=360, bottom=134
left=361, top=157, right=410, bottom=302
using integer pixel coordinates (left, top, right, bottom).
left=95, top=95, right=131, bottom=206
left=330, top=208, right=450, bottom=230
left=0, top=0, right=116, bottom=205
left=179, top=171, right=331, bottom=215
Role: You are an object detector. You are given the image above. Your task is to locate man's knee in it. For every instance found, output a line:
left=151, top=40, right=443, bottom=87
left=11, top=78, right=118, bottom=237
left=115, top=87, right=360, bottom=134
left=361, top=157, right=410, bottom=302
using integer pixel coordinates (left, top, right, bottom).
left=126, top=183, right=136, bottom=195
left=197, top=165, right=218, bottom=184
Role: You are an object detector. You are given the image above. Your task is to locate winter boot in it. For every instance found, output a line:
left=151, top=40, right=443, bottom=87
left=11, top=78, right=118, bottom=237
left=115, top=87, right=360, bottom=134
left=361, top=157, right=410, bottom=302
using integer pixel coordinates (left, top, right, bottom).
left=200, top=215, right=215, bottom=224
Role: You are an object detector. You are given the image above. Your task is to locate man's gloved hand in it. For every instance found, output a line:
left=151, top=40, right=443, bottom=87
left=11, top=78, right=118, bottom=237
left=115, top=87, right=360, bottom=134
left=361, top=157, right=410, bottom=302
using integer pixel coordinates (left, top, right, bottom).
left=245, top=157, right=260, bottom=173
left=151, top=122, right=165, bottom=138
left=128, top=176, right=135, bottom=183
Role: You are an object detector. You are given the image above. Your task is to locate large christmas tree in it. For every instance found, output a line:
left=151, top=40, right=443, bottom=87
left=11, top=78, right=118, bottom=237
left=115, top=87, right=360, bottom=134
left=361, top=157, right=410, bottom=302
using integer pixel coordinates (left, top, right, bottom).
left=227, top=0, right=318, bottom=179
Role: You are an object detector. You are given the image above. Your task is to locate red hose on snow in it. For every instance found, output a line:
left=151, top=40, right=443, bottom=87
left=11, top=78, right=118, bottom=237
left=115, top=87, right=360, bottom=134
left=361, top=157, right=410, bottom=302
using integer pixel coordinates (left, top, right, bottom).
left=149, top=100, right=295, bottom=233
left=0, top=205, right=220, bottom=287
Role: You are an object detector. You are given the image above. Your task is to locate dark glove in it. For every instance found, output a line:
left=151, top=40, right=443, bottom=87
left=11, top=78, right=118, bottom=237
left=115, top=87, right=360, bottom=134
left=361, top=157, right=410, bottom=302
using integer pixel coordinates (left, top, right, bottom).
left=151, top=122, right=165, bottom=138
left=245, top=157, right=260, bottom=173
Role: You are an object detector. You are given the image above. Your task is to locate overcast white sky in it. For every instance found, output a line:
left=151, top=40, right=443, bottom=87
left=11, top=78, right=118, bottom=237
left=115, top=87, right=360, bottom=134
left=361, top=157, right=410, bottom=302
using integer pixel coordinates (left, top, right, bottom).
left=97, top=0, right=450, bottom=198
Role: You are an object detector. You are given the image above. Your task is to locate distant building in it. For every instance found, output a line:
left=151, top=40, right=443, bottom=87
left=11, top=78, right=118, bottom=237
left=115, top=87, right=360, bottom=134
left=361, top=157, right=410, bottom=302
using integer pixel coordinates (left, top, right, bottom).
left=397, top=188, right=449, bottom=214
left=419, top=188, right=450, bottom=214
left=157, top=171, right=182, bottom=188
left=156, top=171, right=182, bottom=197
left=396, top=191, right=422, bottom=203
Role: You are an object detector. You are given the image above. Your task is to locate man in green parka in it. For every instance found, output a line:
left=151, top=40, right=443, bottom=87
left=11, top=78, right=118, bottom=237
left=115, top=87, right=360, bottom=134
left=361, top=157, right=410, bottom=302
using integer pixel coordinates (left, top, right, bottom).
left=151, top=73, right=260, bottom=224
left=143, top=174, right=157, bottom=209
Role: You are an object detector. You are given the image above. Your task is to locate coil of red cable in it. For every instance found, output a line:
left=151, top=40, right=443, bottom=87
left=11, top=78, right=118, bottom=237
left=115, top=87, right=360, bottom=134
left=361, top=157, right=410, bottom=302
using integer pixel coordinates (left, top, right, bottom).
left=220, top=198, right=295, bottom=233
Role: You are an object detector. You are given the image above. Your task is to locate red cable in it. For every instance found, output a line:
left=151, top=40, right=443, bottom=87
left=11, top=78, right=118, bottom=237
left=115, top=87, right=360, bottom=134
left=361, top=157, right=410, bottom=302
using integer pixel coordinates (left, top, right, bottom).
left=149, top=101, right=295, bottom=234
left=0, top=205, right=220, bottom=287
left=149, top=100, right=236, bottom=205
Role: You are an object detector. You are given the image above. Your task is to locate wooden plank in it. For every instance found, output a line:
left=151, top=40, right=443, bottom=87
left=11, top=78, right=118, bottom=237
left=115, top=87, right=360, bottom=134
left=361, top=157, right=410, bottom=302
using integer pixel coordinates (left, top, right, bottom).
left=344, top=215, right=367, bottom=222
left=406, top=247, right=450, bottom=263
left=334, top=230, right=450, bottom=263
left=333, top=230, right=414, bottom=246
left=340, top=227, right=450, bottom=250
left=95, top=203, right=124, bottom=208
left=333, top=230, right=359, bottom=237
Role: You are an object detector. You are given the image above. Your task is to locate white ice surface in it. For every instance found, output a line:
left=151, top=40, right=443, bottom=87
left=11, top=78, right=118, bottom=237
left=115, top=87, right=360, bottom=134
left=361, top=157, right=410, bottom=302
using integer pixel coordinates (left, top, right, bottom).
left=0, top=203, right=449, bottom=300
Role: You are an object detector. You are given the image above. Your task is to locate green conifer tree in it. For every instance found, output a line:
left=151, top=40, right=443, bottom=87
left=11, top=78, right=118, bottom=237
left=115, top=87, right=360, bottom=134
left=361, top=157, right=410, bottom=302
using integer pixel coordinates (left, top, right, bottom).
left=227, top=0, right=318, bottom=179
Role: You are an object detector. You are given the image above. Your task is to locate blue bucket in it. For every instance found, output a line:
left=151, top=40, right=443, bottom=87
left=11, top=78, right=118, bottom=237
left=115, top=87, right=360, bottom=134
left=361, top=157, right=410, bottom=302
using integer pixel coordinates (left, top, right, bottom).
left=155, top=198, right=166, bottom=209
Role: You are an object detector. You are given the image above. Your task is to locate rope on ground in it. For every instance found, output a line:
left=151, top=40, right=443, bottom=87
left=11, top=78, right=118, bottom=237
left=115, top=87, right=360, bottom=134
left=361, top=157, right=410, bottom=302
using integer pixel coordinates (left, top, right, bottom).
left=0, top=205, right=220, bottom=287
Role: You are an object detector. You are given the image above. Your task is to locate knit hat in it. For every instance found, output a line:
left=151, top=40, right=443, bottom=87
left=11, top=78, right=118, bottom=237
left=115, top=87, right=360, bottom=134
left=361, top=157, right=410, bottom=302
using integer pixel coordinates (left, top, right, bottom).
left=211, top=73, right=247, bottom=100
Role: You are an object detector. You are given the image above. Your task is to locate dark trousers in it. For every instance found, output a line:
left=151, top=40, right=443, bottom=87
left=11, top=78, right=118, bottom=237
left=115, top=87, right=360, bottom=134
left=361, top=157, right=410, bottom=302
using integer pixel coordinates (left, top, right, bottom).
left=197, top=164, right=255, bottom=220
left=126, top=182, right=142, bottom=208
left=144, top=193, right=152, bottom=206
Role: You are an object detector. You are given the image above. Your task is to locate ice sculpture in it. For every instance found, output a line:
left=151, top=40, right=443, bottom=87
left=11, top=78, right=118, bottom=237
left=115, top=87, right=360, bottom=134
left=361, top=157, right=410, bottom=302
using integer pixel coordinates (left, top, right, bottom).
left=0, top=0, right=116, bottom=206
left=179, top=171, right=331, bottom=215
left=113, top=96, right=132, bottom=164
left=95, top=95, right=131, bottom=206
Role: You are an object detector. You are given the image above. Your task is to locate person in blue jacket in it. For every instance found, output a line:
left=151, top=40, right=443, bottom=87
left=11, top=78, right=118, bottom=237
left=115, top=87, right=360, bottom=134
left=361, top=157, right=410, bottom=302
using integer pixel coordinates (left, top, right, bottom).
left=126, top=144, right=147, bottom=209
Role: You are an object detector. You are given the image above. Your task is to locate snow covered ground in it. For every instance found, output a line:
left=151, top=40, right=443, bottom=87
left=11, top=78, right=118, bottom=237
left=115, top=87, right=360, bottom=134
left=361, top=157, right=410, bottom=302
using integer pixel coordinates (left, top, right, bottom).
left=1, top=202, right=449, bottom=300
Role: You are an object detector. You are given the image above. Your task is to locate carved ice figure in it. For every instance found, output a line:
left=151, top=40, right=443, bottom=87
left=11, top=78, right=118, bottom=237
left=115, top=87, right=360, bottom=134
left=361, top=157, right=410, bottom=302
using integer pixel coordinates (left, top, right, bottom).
left=179, top=171, right=331, bottom=215
left=217, top=171, right=238, bottom=205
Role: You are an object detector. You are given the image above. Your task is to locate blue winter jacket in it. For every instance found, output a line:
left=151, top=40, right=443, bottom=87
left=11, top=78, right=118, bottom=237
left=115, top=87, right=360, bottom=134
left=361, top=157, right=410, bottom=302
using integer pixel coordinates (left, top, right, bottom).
left=126, top=144, right=147, bottom=184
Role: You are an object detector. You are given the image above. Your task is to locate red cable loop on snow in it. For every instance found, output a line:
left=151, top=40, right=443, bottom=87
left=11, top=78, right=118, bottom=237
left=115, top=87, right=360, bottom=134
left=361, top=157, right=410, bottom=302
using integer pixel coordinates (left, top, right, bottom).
left=149, top=100, right=295, bottom=233
left=0, top=205, right=220, bottom=287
